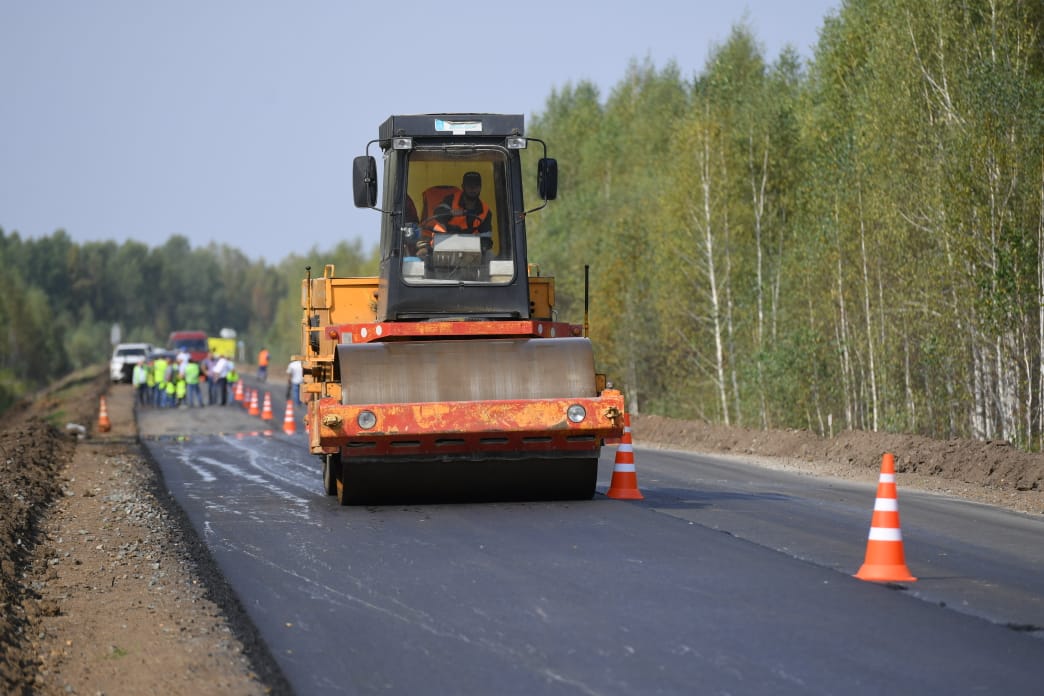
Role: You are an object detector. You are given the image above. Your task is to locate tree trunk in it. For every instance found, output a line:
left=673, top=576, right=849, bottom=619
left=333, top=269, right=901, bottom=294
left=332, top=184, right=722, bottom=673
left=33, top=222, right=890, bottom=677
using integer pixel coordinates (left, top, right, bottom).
left=700, top=135, right=730, bottom=426
left=857, top=191, right=879, bottom=431
left=750, top=136, right=770, bottom=428
left=834, top=204, right=854, bottom=429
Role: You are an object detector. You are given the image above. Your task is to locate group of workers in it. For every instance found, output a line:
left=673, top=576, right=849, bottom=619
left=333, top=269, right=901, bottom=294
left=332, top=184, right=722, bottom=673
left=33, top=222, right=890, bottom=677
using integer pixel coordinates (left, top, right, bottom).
left=131, top=347, right=306, bottom=409
left=131, top=350, right=238, bottom=408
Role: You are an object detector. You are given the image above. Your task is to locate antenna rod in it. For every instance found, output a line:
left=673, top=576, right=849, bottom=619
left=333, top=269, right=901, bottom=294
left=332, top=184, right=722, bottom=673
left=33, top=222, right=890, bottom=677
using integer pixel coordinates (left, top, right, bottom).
left=584, top=264, right=590, bottom=338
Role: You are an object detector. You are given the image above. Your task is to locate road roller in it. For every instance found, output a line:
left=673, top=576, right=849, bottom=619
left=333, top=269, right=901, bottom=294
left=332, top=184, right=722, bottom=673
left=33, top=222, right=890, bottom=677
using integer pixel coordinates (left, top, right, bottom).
left=298, top=114, right=625, bottom=504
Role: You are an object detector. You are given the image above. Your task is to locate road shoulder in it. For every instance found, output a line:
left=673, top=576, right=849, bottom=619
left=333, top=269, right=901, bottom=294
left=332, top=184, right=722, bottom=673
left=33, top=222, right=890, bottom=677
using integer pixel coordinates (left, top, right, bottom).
left=23, top=383, right=285, bottom=695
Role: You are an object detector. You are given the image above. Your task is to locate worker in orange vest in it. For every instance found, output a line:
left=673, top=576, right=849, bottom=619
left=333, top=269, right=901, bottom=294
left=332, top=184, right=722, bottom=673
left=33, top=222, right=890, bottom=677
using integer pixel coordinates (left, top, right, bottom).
left=415, top=172, right=492, bottom=258
left=258, top=347, right=270, bottom=381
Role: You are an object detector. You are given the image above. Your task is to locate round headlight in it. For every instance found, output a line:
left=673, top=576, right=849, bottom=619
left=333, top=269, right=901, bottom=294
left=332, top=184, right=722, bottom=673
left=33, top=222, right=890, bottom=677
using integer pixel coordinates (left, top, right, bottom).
left=566, top=404, right=586, bottom=423
left=357, top=410, right=377, bottom=430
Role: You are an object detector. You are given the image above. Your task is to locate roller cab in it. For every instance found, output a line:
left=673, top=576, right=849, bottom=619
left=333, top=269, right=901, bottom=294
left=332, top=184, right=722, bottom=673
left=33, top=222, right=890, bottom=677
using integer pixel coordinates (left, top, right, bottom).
left=300, top=114, right=624, bottom=504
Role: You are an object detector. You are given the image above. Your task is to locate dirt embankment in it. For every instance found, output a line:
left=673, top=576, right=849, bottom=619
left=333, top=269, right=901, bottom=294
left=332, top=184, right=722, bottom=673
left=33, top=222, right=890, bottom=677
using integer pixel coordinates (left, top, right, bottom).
left=2, top=371, right=1043, bottom=693
left=0, top=369, right=282, bottom=695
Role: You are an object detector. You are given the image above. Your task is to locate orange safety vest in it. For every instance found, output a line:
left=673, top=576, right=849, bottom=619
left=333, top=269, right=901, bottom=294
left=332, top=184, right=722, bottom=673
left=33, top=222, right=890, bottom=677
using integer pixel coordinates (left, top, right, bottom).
left=420, top=186, right=490, bottom=236
left=258, top=349, right=269, bottom=367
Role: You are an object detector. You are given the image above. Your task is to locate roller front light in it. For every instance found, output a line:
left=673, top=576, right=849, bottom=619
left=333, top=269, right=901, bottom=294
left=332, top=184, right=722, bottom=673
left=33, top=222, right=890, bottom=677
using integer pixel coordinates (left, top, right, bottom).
left=357, top=410, right=377, bottom=430
left=567, top=404, right=587, bottom=423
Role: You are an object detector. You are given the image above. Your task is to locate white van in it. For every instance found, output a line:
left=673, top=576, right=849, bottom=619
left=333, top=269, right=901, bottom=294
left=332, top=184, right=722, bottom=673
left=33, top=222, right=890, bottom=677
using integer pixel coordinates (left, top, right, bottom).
left=110, top=343, right=154, bottom=383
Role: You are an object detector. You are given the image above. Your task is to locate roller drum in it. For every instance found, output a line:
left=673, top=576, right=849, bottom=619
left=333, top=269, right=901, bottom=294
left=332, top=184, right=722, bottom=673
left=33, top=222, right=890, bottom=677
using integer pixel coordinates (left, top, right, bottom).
left=337, top=337, right=597, bottom=405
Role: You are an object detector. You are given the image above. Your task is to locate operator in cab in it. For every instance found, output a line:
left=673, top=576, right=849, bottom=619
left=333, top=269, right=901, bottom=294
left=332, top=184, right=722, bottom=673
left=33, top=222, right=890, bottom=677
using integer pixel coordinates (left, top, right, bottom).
left=444, top=171, right=492, bottom=235
left=414, top=171, right=492, bottom=259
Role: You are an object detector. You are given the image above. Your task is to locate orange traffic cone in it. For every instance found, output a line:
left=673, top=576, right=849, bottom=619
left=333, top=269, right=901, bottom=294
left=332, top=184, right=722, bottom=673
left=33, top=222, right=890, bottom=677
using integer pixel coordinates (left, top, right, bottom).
left=248, top=389, right=260, bottom=416
left=97, top=395, right=111, bottom=433
left=607, top=413, right=643, bottom=500
left=234, top=380, right=244, bottom=402
left=282, top=400, right=296, bottom=435
left=261, top=392, right=273, bottom=421
left=855, top=453, right=917, bottom=583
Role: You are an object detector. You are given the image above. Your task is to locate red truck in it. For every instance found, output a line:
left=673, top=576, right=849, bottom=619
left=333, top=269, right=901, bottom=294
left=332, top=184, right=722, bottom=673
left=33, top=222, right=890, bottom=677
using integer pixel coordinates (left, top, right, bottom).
left=168, top=330, right=209, bottom=362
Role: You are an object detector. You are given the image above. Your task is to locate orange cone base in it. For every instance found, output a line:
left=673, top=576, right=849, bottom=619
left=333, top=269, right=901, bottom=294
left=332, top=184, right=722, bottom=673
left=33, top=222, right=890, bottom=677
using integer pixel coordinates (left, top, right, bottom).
left=855, top=562, right=917, bottom=583
left=607, top=478, right=644, bottom=500
left=855, top=541, right=916, bottom=582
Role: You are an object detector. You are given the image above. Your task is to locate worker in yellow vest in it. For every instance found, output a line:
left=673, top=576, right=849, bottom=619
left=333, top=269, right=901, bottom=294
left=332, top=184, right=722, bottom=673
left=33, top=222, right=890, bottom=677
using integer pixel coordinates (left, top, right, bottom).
left=153, top=355, right=169, bottom=407
left=185, top=360, right=204, bottom=407
left=226, top=363, right=239, bottom=405
left=174, top=374, right=186, bottom=407
left=165, top=375, right=177, bottom=408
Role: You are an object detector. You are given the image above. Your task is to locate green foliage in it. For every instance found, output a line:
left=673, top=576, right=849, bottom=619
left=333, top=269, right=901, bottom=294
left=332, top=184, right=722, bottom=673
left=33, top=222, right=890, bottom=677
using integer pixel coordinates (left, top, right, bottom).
left=529, top=0, right=1044, bottom=446
left=0, top=225, right=376, bottom=413
left=0, top=235, right=72, bottom=409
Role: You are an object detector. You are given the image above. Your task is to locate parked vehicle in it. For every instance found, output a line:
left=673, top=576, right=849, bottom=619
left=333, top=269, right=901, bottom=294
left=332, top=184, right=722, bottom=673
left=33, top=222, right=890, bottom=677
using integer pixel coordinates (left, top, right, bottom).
left=110, top=342, right=154, bottom=383
left=168, top=330, right=209, bottom=362
left=207, top=336, right=237, bottom=360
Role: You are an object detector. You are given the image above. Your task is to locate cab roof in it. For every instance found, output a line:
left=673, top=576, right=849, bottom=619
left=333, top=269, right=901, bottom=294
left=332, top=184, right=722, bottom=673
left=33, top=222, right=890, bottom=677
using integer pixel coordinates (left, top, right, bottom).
left=379, top=114, right=524, bottom=141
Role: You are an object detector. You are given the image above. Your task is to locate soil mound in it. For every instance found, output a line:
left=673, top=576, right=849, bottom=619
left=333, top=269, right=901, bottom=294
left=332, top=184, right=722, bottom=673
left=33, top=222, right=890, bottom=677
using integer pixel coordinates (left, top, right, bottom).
left=632, top=414, right=1044, bottom=512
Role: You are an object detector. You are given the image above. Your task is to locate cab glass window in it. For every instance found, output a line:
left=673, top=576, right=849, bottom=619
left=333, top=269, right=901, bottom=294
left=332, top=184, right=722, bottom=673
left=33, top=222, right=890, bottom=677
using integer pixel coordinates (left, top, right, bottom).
left=399, top=149, right=514, bottom=285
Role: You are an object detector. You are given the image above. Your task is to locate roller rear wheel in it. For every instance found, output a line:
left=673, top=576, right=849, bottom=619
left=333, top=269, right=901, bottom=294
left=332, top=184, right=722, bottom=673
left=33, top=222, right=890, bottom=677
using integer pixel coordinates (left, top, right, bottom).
left=333, top=456, right=597, bottom=505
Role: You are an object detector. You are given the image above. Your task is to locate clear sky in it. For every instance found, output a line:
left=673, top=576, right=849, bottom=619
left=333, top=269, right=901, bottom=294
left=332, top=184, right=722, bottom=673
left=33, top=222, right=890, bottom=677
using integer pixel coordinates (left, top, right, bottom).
left=1, top=1, right=838, bottom=265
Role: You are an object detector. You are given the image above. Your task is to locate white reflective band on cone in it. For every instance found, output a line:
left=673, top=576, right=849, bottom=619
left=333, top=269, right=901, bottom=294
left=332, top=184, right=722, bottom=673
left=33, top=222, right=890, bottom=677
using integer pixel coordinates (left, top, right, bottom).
left=868, top=527, right=903, bottom=541
left=879, top=473, right=896, bottom=483
left=613, top=463, right=636, bottom=472
left=873, top=498, right=899, bottom=511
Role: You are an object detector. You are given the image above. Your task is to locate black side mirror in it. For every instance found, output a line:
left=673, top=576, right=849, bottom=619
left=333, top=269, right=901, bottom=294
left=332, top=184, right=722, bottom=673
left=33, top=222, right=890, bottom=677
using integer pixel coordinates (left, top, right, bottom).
left=352, top=156, right=378, bottom=208
left=537, top=158, right=558, bottom=201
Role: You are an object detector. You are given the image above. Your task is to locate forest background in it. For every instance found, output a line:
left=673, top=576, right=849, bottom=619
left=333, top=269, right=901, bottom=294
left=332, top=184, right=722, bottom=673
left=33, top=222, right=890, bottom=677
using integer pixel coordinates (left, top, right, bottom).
left=2, top=0, right=1042, bottom=448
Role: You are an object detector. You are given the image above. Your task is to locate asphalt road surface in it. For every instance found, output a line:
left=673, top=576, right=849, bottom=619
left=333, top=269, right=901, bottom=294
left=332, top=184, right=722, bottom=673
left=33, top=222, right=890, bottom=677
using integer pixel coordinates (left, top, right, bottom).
left=138, top=387, right=1044, bottom=695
